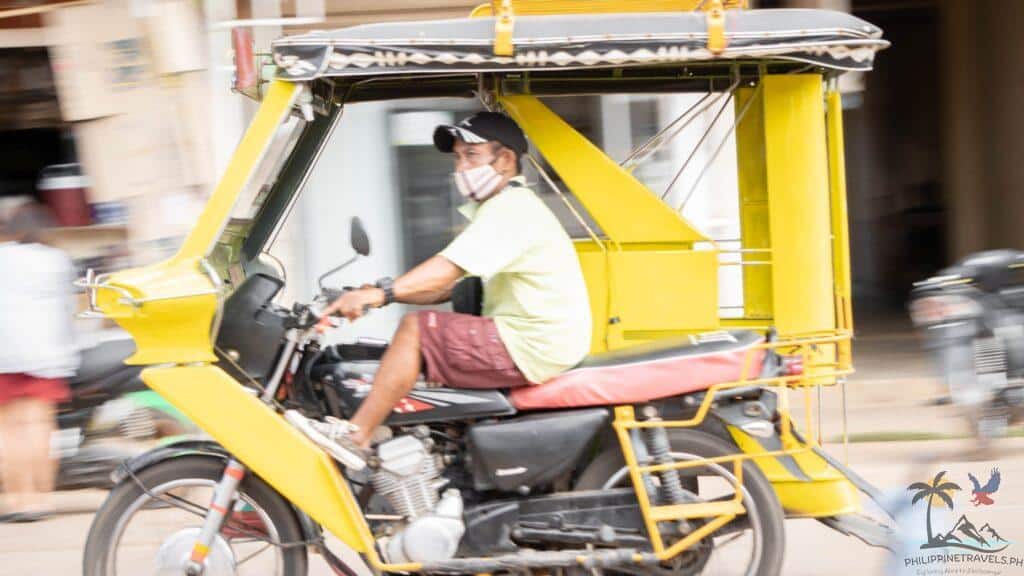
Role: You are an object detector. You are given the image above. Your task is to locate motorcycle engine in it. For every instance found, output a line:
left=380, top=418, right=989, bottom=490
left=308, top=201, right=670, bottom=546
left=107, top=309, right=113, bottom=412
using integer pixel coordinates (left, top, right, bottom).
left=371, top=434, right=465, bottom=563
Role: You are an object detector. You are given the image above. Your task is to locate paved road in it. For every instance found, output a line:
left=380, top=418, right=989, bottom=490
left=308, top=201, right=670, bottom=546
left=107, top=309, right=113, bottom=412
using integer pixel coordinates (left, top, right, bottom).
left=2, top=437, right=1022, bottom=576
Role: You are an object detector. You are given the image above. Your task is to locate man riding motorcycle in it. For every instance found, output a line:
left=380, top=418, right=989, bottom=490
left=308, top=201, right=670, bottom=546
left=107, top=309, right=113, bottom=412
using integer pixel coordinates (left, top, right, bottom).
left=322, top=111, right=593, bottom=451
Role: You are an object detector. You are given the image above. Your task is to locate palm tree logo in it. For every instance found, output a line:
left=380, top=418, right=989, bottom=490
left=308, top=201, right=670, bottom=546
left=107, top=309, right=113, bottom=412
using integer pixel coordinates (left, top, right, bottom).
left=907, top=471, right=1010, bottom=553
left=908, top=471, right=960, bottom=546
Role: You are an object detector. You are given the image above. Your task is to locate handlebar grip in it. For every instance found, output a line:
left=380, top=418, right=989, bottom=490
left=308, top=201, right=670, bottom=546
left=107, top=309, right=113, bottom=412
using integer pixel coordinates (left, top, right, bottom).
left=322, top=286, right=359, bottom=304
left=319, top=286, right=371, bottom=319
left=322, top=287, right=345, bottom=303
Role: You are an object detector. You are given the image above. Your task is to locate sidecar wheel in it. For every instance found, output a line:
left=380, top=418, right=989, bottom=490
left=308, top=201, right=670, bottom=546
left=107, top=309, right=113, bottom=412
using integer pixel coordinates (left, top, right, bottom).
left=83, top=455, right=309, bottom=576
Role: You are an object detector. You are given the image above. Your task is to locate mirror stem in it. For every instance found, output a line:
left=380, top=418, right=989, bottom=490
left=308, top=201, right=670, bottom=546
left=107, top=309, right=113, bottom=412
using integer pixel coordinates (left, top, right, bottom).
left=317, top=255, right=358, bottom=289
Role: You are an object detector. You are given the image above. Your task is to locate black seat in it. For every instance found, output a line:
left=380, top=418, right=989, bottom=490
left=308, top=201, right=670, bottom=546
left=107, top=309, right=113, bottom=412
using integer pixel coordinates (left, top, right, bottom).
left=572, top=330, right=765, bottom=370
left=70, top=339, right=136, bottom=386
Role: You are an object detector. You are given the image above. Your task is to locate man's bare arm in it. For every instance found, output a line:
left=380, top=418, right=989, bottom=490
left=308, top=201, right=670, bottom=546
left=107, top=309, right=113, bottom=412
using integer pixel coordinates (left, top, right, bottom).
left=393, top=255, right=464, bottom=305
left=322, top=255, right=464, bottom=319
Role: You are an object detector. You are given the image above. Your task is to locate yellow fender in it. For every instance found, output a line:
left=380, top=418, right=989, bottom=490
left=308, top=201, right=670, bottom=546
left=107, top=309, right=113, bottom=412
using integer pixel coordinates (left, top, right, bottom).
left=142, top=365, right=374, bottom=552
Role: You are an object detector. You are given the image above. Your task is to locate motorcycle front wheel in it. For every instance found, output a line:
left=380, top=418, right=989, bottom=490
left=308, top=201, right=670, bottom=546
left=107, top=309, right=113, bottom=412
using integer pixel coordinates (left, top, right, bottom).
left=575, top=429, right=785, bottom=576
left=82, top=455, right=309, bottom=576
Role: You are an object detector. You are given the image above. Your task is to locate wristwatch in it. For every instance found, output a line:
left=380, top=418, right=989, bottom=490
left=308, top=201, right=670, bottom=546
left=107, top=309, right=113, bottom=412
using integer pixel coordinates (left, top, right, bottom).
left=375, top=276, right=395, bottom=306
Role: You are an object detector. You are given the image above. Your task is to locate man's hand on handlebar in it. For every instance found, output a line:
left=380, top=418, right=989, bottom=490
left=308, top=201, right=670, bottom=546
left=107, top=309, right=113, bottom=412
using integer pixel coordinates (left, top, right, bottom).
left=321, top=286, right=386, bottom=321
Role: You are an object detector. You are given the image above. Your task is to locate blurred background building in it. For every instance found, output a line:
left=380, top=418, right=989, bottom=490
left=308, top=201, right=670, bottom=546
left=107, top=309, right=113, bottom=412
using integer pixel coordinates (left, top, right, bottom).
left=0, top=0, right=1020, bottom=338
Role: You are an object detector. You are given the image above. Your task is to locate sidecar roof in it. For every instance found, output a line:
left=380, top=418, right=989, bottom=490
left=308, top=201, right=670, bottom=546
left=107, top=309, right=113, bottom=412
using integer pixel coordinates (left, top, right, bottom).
left=271, top=9, right=887, bottom=83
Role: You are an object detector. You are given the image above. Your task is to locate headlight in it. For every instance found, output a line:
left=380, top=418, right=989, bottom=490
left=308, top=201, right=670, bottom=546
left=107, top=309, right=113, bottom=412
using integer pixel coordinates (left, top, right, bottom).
left=909, top=294, right=983, bottom=326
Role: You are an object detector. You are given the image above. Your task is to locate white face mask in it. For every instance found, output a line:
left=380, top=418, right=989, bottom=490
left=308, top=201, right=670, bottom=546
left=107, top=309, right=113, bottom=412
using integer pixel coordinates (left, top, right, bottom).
left=453, top=162, right=504, bottom=201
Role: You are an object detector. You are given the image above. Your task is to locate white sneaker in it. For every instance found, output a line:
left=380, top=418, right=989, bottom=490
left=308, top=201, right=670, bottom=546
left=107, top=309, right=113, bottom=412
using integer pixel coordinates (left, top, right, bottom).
left=284, top=411, right=368, bottom=471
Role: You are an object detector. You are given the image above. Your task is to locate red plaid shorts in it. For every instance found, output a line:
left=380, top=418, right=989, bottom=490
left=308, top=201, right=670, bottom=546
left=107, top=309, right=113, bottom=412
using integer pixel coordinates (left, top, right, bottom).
left=416, top=310, right=532, bottom=390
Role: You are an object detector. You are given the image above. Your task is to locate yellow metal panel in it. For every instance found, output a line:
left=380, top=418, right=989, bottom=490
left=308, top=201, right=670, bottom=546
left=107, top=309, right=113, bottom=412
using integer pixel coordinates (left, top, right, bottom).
left=827, top=90, right=855, bottom=368
left=499, top=95, right=707, bottom=245
left=142, top=365, right=374, bottom=553
left=727, top=425, right=859, bottom=517
left=96, top=258, right=218, bottom=364
left=607, top=250, right=719, bottom=348
left=773, top=480, right=860, bottom=518
left=726, top=423, right=794, bottom=480
left=574, top=240, right=611, bottom=352
left=734, top=86, right=773, bottom=321
left=174, top=80, right=301, bottom=262
left=762, top=75, right=835, bottom=336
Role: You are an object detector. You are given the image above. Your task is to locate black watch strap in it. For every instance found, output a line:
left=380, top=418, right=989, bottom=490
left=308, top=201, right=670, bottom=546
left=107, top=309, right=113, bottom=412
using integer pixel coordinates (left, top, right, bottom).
left=375, top=276, right=395, bottom=306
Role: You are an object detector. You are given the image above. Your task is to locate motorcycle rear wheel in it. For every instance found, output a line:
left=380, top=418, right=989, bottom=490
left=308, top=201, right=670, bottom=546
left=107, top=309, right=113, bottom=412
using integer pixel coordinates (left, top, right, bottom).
left=575, top=429, right=785, bottom=576
left=82, top=455, right=309, bottom=576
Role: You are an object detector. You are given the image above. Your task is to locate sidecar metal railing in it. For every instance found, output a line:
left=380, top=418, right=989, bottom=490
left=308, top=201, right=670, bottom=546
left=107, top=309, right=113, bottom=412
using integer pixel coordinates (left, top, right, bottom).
left=612, top=330, right=854, bottom=561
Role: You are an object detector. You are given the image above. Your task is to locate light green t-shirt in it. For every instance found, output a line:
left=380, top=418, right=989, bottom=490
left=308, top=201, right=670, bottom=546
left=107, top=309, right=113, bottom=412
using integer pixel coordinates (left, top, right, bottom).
left=440, top=177, right=592, bottom=384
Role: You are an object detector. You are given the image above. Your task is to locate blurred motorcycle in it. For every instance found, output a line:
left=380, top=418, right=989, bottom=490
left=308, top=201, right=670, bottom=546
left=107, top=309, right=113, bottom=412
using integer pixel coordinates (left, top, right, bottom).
left=909, top=249, right=1024, bottom=443
left=52, top=338, right=194, bottom=490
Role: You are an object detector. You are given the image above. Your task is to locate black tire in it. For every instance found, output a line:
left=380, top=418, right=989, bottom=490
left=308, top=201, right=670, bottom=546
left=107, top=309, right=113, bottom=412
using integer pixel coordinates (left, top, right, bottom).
left=576, top=429, right=785, bottom=576
left=83, top=455, right=308, bottom=576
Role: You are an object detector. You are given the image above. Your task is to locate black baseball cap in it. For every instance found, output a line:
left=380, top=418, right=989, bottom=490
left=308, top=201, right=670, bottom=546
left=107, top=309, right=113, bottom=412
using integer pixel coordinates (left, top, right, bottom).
left=433, top=111, right=528, bottom=156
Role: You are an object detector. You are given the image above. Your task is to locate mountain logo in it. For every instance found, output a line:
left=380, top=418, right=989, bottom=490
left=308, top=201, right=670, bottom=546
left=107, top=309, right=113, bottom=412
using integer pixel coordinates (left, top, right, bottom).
left=968, top=468, right=1001, bottom=506
left=907, top=470, right=1010, bottom=553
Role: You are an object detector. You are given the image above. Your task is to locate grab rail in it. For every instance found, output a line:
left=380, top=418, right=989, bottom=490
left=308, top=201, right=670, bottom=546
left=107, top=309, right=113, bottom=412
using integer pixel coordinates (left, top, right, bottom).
left=74, top=260, right=222, bottom=317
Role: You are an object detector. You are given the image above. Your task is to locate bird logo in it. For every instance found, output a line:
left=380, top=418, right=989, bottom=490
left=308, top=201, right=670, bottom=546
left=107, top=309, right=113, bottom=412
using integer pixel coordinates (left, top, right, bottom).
left=968, top=468, right=1001, bottom=507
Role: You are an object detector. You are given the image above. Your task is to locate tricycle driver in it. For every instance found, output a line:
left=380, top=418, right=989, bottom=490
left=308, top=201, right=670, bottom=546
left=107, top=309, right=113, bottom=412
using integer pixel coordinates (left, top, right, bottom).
left=321, top=111, right=592, bottom=459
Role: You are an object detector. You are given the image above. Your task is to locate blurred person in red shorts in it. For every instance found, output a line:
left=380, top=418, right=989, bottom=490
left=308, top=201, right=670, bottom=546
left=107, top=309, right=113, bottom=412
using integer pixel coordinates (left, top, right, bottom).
left=0, top=201, right=79, bottom=522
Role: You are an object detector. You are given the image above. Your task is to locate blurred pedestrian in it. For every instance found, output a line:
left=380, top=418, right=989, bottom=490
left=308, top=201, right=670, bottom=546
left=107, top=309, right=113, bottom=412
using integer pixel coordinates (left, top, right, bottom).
left=0, top=201, right=79, bottom=522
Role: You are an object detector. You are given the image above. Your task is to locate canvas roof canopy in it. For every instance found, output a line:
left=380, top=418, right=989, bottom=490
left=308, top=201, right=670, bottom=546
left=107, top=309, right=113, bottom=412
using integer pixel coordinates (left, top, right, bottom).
left=272, top=8, right=887, bottom=90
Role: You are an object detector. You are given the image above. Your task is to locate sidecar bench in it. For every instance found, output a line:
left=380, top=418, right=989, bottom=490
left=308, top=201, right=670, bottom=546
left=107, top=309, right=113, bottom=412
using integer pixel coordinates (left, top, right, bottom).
left=509, top=330, right=767, bottom=410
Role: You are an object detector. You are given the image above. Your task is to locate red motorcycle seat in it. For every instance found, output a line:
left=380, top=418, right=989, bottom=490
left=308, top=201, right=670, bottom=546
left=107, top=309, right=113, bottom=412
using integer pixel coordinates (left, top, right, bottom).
left=509, top=331, right=767, bottom=410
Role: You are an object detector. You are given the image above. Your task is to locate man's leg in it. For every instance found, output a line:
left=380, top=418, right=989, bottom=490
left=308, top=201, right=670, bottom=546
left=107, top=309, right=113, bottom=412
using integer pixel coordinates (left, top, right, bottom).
left=24, top=398, right=56, bottom=512
left=0, top=398, right=33, bottom=512
left=349, top=313, right=422, bottom=447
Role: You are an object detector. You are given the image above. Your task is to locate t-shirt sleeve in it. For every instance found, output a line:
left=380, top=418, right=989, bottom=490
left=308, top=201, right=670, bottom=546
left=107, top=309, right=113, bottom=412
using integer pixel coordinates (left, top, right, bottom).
left=440, top=198, right=533, bottom=278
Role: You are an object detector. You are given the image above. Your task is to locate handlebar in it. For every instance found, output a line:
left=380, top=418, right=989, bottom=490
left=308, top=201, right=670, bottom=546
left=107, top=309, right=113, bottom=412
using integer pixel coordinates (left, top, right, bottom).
left=321, top=286, right=349, bottom=304
left=291, top=285, right=371, bottom=331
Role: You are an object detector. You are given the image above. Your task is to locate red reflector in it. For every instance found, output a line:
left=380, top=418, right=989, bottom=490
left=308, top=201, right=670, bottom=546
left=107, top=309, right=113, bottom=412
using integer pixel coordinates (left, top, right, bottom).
left=232, top=28, right=257, bottom=93
left=782, top=356, right=804, bottom=376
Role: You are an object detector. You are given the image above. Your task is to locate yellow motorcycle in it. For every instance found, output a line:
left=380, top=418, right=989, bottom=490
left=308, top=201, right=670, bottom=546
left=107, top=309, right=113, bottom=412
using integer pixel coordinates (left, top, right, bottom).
left=79, top=2, right=892, bottom=575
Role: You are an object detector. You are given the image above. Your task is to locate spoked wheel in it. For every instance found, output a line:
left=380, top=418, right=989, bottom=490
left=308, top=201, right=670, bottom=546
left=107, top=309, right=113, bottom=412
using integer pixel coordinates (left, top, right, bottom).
left=83, top=456, right=308, bottom=576
left=575, top=429, right=785, bottom=576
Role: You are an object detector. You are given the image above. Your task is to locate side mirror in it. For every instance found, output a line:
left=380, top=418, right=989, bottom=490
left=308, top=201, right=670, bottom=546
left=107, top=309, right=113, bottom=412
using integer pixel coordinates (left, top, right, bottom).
left=351, top=217, right=370, bottom=257
left=317, top=217, right=371, bottom=290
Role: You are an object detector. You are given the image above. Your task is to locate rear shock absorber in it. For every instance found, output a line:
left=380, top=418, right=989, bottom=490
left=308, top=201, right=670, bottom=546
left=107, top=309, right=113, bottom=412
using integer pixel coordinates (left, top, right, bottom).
left=639, top=407, right=690, bottom=506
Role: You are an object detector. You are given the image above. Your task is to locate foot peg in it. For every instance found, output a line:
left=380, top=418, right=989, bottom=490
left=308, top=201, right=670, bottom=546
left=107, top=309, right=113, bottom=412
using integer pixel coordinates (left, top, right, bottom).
left=284, top=410, right=367, bottom=471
